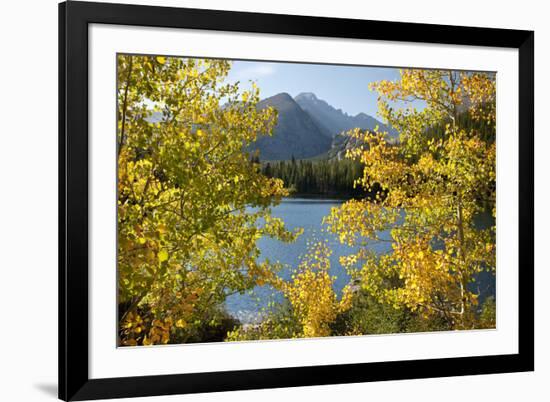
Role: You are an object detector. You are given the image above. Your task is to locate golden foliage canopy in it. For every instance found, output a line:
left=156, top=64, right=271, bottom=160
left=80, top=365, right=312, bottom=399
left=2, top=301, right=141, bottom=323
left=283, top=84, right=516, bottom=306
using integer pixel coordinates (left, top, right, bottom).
left=325, top=70, right=496, bottom=327
left=117, top=55, right=300, bottom=345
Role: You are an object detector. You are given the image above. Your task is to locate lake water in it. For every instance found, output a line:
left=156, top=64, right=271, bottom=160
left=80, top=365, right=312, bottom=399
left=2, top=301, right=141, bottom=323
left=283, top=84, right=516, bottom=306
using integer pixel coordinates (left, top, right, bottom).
left=224, top=198, right=495, bottom=324
left=224, top=198, right=392, bottom=323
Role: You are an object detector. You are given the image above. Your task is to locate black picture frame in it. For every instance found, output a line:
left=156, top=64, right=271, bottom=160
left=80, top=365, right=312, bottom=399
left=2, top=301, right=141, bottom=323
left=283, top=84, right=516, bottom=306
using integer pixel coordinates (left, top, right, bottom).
left=59, top=1, right=534, bottom=400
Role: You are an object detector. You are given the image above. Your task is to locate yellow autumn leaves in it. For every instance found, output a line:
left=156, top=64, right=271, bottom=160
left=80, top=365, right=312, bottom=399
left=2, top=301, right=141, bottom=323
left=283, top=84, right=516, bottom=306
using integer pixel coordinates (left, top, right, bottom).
left=117, top=55, right=299, bottom=346
left=117, top=57, right=496, bottom=345
left=283, top=242, right=343, bottom=338
left=326, top=69, right=496, bottom=328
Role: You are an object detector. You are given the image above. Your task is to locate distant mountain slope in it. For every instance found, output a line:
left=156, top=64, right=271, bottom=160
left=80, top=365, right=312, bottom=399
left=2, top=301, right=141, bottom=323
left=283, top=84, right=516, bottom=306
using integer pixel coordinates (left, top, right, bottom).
left=294, top=92, right=398, bottom=139
left=252, top=93, right=333, bottom=160
left=325, top=131, right=365, bottom=161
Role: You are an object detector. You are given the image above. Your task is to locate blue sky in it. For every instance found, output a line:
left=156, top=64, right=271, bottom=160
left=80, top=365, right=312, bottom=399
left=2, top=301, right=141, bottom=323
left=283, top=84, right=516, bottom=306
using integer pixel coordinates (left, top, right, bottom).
left=226, top=60, right=402, bottom=118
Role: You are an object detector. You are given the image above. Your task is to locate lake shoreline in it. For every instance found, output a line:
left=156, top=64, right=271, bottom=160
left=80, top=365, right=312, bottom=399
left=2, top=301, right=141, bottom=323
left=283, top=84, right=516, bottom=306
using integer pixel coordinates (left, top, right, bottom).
left=284, top=193, right=357, bottom=201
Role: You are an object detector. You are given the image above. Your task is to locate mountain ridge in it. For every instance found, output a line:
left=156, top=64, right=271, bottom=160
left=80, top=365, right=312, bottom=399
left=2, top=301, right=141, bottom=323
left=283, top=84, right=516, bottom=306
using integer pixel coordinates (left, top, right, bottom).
left=294, top=92, right=397, bottom=139
left=251, top=92, right=397, bottom=161
left=251, top=93, right=333, bottom=160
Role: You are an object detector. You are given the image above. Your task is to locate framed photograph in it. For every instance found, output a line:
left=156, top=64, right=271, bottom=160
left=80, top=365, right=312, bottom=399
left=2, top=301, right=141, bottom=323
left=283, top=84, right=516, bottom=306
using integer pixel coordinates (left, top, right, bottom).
left=59, top=1, right=534, bottom=400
